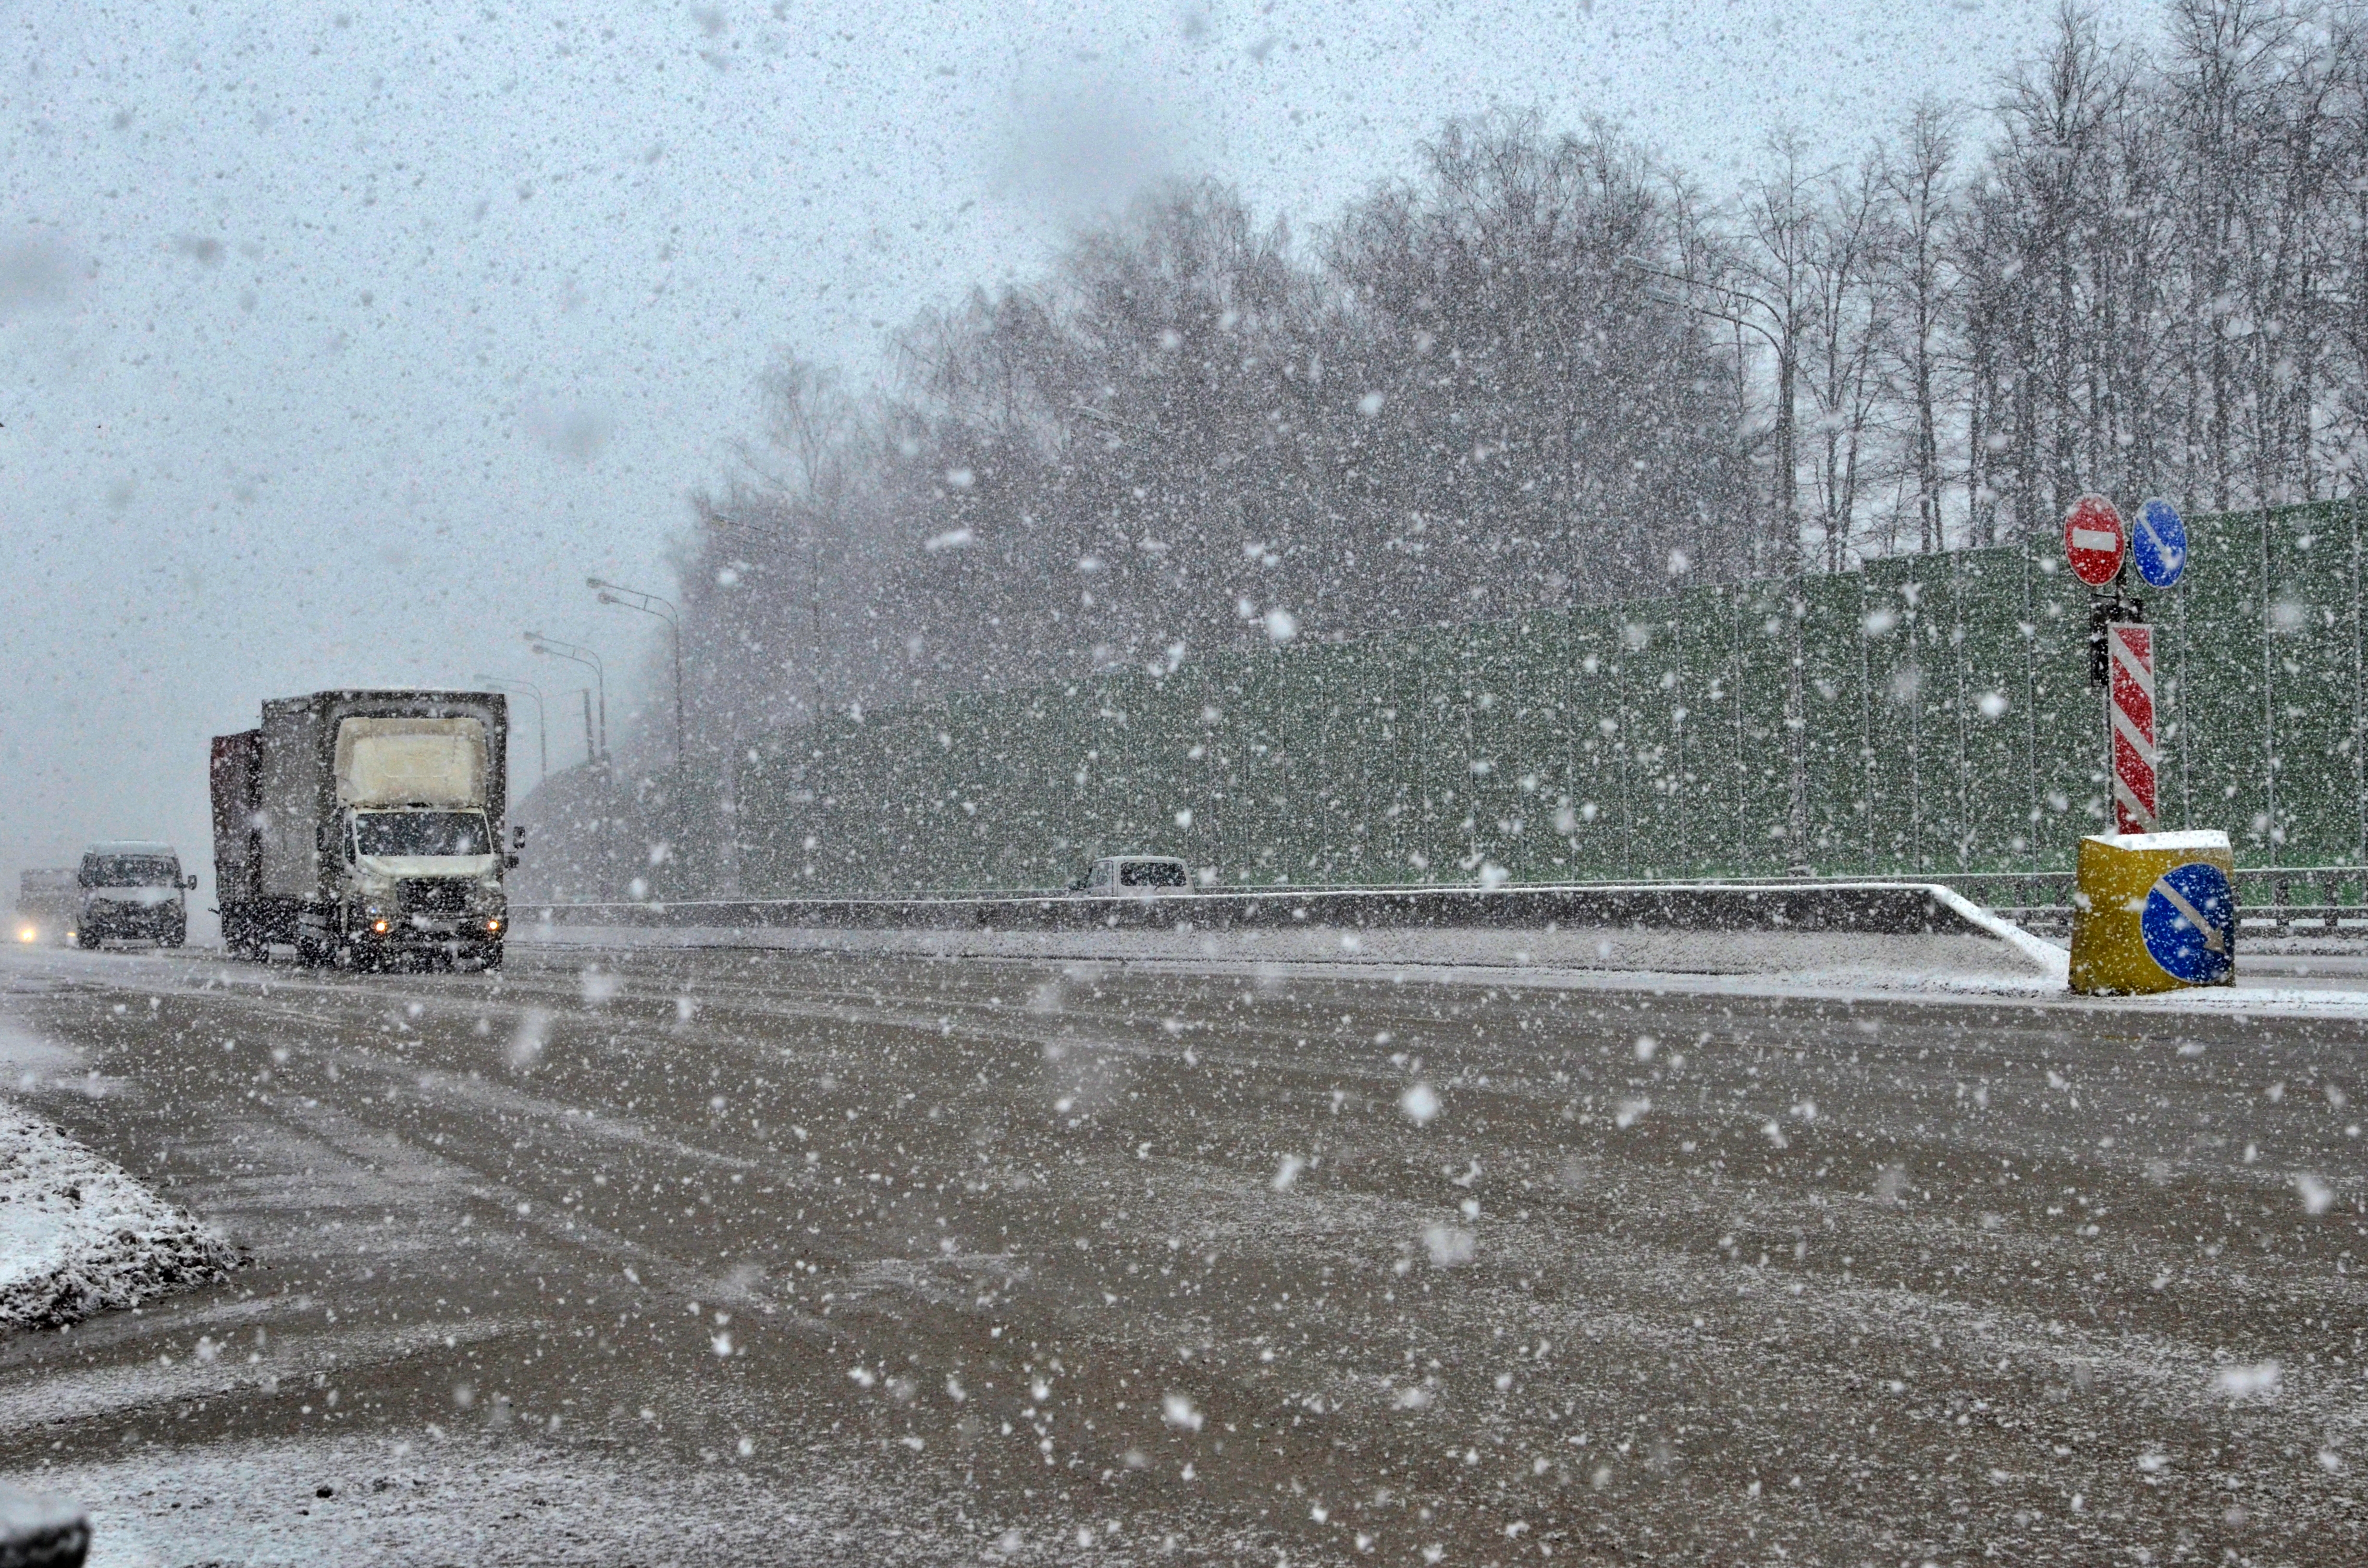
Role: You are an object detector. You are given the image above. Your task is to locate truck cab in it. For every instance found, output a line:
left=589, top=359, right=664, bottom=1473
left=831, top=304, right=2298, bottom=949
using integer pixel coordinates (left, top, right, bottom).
left=333, top=802, right=511, bottom=963
left=74, top=843, right=197, bottom=949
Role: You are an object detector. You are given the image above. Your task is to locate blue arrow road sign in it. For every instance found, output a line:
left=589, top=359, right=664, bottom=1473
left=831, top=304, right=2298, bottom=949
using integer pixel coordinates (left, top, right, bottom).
left=2131, top=497, right=2186, bottom=588
left=2141, top=860, right=2234, bottom=984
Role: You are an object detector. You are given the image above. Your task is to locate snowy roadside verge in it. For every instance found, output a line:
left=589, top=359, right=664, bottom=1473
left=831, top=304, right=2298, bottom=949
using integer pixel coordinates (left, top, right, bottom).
left=0, top=1100, right=237, bottom=1332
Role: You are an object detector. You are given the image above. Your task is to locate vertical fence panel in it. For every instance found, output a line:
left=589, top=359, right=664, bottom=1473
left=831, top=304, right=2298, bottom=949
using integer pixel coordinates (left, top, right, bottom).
left=1672, top=585, right=1740, bottom=875
left=1861, top=557, right=1921, bottom=874
left=1797, top=571, right=1868, bottom=872
left=1505, top=612, right=1575, bottom=882
left=1559, top=608, right=1623, bottom=877
left=1459, top=617, right=1528, bottom=879
left=2264, top=503, right=2357, bottom=864
left=1952, top=547, right=2035, bottom=865
left=1611, top=603, right=1682, bottom=878
left=1730, top=581, right=1796, bottom=875
left=2184, top=509, right=2269, bottom=862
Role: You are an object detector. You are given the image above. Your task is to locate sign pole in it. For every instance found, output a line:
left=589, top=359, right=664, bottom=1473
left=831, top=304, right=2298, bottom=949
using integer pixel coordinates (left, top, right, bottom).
left=2068, top=495, right=2131, bottom=825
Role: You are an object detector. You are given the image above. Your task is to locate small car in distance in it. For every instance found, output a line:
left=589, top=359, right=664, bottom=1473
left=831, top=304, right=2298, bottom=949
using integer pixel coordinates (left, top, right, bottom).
left=1070, top=855, right=1193, bottom=895
left=75, top=843, right=197, bottom=948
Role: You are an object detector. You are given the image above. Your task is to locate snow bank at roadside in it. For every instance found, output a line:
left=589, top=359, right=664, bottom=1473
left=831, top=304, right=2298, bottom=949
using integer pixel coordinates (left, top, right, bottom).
left=0, top=1101, right=236, bottom=1332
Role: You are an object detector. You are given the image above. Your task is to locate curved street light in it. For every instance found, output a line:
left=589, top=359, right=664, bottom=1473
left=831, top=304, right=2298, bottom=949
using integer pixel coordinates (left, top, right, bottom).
left=587, top=576, right=684, bottom=767
left=524, top=632, right=606, bottom=761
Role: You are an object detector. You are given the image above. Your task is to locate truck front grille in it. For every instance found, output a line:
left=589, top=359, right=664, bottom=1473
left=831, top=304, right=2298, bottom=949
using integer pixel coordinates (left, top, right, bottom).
left=402, top=879, right=469, bottom=915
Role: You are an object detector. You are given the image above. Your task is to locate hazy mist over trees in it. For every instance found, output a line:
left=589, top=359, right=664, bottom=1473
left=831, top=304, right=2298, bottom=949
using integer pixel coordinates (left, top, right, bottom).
left=629, top=0, right=2368, bottom=781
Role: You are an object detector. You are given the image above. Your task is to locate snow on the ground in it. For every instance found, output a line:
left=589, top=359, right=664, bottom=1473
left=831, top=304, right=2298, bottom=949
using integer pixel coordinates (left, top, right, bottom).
left=0, top=1099, right=237, bottom=1332
left=50, top=1432, right=1195, bottom=1568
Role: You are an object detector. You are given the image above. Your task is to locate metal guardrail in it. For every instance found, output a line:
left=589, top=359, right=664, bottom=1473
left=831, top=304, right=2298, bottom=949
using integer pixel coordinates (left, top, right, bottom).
left=531, top=865, right=2368, bottom=943
left=532, top=879, right=2011, bottom=939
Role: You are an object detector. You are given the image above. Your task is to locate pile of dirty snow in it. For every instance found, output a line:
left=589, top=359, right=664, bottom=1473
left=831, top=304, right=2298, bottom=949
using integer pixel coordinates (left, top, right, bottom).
left=0, top=1101, right=236, bottom=1331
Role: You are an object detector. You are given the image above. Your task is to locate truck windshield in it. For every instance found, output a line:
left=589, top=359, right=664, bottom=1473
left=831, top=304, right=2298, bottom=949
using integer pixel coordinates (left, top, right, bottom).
left=81, top=856, right=178, bottom=886
left=353, top=812, right=492, bottom=857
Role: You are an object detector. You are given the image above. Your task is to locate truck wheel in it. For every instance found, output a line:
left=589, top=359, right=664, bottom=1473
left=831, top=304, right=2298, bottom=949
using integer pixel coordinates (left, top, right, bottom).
left=480, top=942, right=504, bottom=972
left=162, top=930, right=185, bottom=949
left=74, top=928, right=98, bottom=951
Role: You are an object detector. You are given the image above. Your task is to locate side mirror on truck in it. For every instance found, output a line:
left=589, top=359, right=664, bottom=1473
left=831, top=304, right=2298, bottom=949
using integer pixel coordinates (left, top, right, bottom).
left=316, top=823, right=335, bottom=853
left=182, top=875, right=198, bottom=892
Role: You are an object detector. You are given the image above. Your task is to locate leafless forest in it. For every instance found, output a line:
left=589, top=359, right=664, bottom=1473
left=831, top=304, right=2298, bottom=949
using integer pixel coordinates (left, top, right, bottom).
left=653, top=1, right=2368, bottom=771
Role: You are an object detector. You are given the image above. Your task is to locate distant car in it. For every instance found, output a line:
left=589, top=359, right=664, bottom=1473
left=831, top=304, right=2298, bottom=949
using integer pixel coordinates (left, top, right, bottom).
left=74, top=843, right=197, bottom=949
left=1069, top=855, right=1193, bottom=895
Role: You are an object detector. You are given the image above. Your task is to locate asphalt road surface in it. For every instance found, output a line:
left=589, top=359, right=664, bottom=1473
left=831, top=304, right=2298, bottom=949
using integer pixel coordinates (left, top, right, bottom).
left=0, top=937, right=2360, bottom=1566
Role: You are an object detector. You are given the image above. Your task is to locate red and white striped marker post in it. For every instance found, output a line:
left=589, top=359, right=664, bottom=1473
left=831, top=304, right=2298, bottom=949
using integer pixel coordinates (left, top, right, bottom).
left=2108, top=622, right=2157, bottom=833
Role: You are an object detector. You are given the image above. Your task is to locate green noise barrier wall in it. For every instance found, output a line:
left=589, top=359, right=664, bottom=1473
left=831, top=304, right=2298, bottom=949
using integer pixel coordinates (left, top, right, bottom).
left=732, top=501, right=2368, bottom=894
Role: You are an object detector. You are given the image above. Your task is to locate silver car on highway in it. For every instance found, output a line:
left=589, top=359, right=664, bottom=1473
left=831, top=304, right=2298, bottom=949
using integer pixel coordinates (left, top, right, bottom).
left=1069, top=855, right=1193, bottom=894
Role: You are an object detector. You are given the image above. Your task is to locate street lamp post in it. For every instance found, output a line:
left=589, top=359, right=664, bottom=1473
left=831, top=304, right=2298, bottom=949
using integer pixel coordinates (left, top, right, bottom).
left=587, top=576, right=684, bottom=767
left=1619, top=256, right=1800, bottom=572
left=472, top=674, right=548, bottom=787
left=525, top=633, right=606, bottom=762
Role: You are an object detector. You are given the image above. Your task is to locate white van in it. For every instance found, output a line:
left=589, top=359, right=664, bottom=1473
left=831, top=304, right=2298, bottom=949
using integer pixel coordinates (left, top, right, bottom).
left=75, top=843, right=197, bottom=948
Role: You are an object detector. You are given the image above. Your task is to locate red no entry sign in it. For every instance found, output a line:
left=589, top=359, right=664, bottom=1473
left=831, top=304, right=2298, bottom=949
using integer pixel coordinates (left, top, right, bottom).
left=2064, top=495, right=2124, bottom=587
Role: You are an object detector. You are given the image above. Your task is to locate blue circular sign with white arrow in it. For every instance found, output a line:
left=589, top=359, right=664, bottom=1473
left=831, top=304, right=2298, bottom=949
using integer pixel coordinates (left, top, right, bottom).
left=2141, top=861, right=2234, bottom=984
left=2131, top=497, right=2186, bottom=589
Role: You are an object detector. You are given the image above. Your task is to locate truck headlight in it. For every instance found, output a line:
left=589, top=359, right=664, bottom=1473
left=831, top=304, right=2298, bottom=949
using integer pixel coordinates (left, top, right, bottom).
left=371, top=919, right=391, bottom=934
left=15, top=925, right=36, bottom=943
left=486, top=918, right=503, bottom=932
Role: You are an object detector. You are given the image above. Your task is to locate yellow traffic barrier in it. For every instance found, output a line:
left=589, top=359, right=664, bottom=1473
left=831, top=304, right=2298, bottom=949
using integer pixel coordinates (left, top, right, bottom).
left=2068, top=829, right=2236, bottom=995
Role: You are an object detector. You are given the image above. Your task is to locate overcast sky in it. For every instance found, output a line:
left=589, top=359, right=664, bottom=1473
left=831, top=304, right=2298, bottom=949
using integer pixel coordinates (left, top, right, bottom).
left=0, top=0, right=2151, bottom=905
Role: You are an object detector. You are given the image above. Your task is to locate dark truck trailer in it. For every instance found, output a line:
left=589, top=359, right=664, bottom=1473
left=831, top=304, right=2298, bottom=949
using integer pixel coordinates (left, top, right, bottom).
left=212, top=690, right=517, bottom=968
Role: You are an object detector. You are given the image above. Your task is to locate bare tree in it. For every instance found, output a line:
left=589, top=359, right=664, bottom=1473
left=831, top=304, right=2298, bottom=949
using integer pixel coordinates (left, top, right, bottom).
left=1882, top=104, right=1961, bottom=554
left=1738, top=132, right=1821, bottom=573
left=1802, top=151, right=1894, bottom=572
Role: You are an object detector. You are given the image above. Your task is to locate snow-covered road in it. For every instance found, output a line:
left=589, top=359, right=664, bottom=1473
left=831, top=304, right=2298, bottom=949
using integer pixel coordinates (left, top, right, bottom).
left=0, top=932, right=2358, bottom=1565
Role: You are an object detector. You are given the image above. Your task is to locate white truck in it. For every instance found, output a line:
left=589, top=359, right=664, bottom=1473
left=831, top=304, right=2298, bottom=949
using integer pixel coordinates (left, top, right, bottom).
left=211, top=690, right=518, bottom=968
